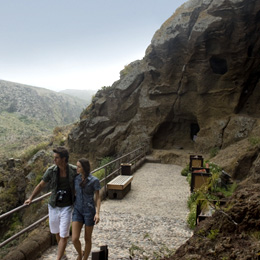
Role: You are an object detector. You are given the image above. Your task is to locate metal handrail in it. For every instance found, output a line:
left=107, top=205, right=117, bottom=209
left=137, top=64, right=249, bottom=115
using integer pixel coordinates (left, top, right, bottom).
left=0, top=192, right=51, bottom=220
left=95, top=146, right=146, bottom=195
left=0, top=146, right=147, bottom=249
left=91, top=146, right=145, bottom=175
left=0, top=215, right=49, bottom=248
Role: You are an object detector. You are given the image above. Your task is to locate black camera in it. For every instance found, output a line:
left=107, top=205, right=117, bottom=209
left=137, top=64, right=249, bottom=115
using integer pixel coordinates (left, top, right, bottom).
left=56, top=190, right=66, bottom=202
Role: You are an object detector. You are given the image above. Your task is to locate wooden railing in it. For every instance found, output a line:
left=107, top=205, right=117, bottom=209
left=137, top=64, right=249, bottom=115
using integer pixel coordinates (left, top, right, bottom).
left=0, top=146, right=147, bottom=249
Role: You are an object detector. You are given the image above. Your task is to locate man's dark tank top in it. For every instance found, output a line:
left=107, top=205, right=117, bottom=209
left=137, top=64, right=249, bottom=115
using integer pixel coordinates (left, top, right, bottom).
left=56, top=176, right=72, bottom=207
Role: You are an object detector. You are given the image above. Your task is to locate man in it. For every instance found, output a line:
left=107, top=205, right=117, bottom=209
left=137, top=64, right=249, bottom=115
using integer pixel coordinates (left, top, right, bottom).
left=24, top=146, right=77, bottom=260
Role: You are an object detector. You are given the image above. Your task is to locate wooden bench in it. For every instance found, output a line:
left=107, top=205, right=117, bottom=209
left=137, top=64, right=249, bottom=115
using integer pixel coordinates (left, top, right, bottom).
left=107, top=175, right=133, bottom=199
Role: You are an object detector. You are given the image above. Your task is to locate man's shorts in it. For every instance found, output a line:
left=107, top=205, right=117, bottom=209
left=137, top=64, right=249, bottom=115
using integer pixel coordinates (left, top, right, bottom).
left=48, top=205, right=73, bottom=238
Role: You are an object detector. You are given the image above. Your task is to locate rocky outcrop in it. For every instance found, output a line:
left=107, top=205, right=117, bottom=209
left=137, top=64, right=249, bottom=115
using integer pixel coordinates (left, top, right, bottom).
left=68, top=0, right=260, bottom=176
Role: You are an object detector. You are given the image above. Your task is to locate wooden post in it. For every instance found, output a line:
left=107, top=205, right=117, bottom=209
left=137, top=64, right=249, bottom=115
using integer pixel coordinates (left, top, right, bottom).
left=92, top=245, right=108, bottom=260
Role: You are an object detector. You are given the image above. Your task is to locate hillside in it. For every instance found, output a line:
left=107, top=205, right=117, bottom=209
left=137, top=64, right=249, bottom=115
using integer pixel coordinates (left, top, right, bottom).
left=59, top=89, right=97, bottom=105
left=0, top=80, right=86, bottom=157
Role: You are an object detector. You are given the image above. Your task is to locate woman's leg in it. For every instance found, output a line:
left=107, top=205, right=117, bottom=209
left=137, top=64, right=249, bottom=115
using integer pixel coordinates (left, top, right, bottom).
left=83, top=225, right=94, bottom=260
left=72, top=221, right=84, bottom=260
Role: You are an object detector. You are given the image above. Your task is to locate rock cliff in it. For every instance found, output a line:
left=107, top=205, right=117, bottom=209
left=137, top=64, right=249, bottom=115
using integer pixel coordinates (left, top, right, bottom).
left=68, top=0, right=260, bottom=177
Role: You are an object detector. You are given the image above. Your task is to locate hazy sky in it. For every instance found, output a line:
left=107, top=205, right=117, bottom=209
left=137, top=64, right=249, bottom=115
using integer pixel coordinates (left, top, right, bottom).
left=0, top=0, right=187, bottom=92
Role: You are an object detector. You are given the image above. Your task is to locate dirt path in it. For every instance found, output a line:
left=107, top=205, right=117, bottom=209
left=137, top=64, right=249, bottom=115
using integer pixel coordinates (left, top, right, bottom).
left=38, top=163, right=193, bottom=260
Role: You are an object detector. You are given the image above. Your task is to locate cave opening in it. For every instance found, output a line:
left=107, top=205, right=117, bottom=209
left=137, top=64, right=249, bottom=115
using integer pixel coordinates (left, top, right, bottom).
left=152, top=120, right=199, bottom=150
left=190, top=123, right=200, bottom=141
left=209, top=56, right=228, bottom=75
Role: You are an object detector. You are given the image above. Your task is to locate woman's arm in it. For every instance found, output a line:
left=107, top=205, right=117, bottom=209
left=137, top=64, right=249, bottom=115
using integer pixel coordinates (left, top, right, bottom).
left=94, top=190, right=101, bottom=224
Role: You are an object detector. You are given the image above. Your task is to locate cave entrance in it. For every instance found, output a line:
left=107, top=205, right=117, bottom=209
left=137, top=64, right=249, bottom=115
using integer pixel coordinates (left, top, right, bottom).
left=152, top=120, right=197, bottom=150
left=190, top=123, right=200, bottom=142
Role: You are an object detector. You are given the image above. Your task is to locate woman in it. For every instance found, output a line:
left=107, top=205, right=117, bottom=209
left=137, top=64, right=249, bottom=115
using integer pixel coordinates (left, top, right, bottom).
left=72, top=158, right=101, bottom=260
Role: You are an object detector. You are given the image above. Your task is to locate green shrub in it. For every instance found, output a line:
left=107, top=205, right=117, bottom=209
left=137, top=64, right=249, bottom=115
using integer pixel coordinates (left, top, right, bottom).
left=2, top=213, right=23, bottom=241
left=205, top=161, right=222, bottom=174
left=209, top=147, right=220, bottom=158
left=187, top=172, right=192, bottom=185
left=120, top=64, right=132, bottom=77
left=93, top=168, right=106, bottom=180
left=187, top=203, right=197, bottom=229
left=52, top=127, right=66, bottom=146
left=21, top=142, right=49, bottom=161
left=248, top=136, right=260, bottom=146
left=92, top=157, right=113, bottom=181
left=250, top=231, right=260, bottom=240
left=99, top=157, right=113, bottom=167
left=187, top=191, right=199, bottom=209
left=186, top=161, right=237, bottom=229
left=181, top=164, right=190, bottom=176
left=101, top=86, right=112, bottom=91
left=10, top=213, right=22, bottom=232
left=207, top=229, right=219, bottom=240
left=213, top=183, right=237, bottom=197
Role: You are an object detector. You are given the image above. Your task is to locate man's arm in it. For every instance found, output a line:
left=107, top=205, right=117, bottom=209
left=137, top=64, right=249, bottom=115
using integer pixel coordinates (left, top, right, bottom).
left=24, top=180, right=47, bottom=205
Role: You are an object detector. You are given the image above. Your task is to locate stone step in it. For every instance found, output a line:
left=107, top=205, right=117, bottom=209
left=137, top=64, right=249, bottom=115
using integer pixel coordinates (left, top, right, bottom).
left=145, top=155, right=161, bottom=163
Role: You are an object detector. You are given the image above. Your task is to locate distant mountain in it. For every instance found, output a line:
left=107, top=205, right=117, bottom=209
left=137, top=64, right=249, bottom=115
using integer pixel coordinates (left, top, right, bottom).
left=0, top=80, right=86, bottom=126
left=0, top=80, right=87, bottom=156
left=59, top=89, right=97, bottom=105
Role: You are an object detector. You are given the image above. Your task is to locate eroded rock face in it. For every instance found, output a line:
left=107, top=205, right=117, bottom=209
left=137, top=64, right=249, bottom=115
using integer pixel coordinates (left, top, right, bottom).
left=68, top=0, right=260, bottom=166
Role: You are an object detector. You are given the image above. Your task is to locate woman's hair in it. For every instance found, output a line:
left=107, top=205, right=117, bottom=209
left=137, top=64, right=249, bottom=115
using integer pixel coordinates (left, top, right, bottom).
left=78, top=158, right=90, bottom=187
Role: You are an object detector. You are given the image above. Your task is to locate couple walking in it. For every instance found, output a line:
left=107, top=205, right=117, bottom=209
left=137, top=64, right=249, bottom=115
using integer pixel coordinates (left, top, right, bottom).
left=24, top=146, right=101, bottom=260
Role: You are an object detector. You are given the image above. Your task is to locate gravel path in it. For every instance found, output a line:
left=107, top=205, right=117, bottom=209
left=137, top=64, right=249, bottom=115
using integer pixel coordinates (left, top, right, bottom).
left=38, top=163, right=193, bottom=260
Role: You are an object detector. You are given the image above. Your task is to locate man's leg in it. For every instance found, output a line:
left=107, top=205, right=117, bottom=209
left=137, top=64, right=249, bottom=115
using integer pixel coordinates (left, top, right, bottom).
left=56, top=233, right=60, bottom=244
left=57, top=206, right=73, bottom=260
left=48, top=205, right=65, bottom=259
left=57, top=236, right=68, bottom=260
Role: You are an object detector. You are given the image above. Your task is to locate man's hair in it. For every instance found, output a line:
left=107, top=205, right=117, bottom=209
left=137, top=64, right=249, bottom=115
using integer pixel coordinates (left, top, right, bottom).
left=53, top=146, right=69, bottom=163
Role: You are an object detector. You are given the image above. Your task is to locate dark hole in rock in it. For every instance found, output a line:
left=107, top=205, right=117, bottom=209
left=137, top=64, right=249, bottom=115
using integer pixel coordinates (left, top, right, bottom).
left=210, top=56, right=228, bottom=75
